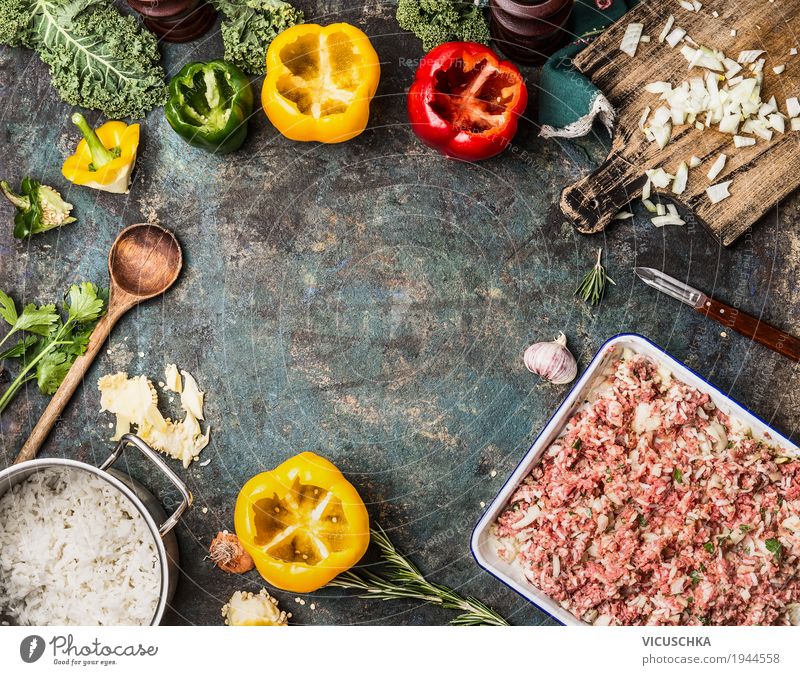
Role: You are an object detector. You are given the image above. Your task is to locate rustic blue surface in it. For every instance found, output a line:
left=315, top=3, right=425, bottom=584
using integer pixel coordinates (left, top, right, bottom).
left=0, top=2, right=798, bottom=626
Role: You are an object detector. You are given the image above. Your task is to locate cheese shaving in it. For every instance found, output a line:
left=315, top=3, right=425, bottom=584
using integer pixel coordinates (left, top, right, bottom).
left=99, top=367, right=211, bottom=468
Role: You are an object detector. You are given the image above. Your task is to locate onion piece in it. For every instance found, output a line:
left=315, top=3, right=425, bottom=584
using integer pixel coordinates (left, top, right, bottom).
left=646, top=167, right=674, bottom=189
left=719, top=113, right=740, bottom=134
left=792, top=118, right=800, bottom=131
left=656, top=202, right=666, bottom=216
left=738, top=50, right=765, bottom=64
left=733, top=135, right=756, bottom=147
left=672, top=161, right=689, bottom=195
left=667, top=203, right=679, bottom=217
left=651, top=215, right=686, bottom=227
left=773, top=65, right=786, bottom=75
left=642, top=198, right=657, bottom=213
left=786, top=97, right=800, bottom=118
left=621, top=23, right=644, bottom=57
left=659, top=15, right=675, bottom=43
left=706, top=153, right=727, bottom=180
left=613, top=211, right=634, bottom=220
left=689, top=155, right=702, bottom=168
left=666, top=27, right=687, bottom=48
left=706, top=181, right=732, bottom=204
left=768, top=113, right=786, bottom=133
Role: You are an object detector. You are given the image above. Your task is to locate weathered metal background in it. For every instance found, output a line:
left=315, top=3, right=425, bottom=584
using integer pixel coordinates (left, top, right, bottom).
left=0, top=2, right=798, bottom=625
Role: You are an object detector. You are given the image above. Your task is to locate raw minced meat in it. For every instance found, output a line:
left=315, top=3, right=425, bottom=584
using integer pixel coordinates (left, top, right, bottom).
left=494, top=352, right=800, bottom=626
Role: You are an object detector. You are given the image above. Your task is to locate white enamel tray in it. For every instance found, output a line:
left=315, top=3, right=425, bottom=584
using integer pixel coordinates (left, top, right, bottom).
left=471, top=333, right=799, bottom=626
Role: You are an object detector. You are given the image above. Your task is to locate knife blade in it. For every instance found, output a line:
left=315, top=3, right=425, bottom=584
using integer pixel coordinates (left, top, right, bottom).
left=634, top=267, right=706, bottom=308
left=634, top=267, right=800, bottom=362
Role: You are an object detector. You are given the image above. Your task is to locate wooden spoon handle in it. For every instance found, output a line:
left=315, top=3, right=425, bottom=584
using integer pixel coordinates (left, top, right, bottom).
left=14, top=303, right=128, bottom=464
left=560, top=150, right=648, bottom=234
left=697, top=296, right=800, bottom=362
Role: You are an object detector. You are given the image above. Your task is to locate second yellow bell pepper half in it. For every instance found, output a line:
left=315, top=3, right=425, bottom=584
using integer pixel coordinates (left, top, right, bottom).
left=62, top=113, right=140, bottom=194
left=262, top=23, right=380, bottom=143
left=234, top=452, right=369, bottom=593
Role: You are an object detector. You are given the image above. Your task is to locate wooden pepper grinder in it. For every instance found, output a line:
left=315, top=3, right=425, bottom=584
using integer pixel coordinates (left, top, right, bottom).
left=127, top=0, right=217, bottom=43
left=490, top=0, right=575, bottom=64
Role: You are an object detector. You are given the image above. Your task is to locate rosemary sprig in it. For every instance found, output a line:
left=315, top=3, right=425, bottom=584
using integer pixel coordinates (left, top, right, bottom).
left=327, top=525, right=510, bottom=626
left=575, top=248, right=615, bottom=306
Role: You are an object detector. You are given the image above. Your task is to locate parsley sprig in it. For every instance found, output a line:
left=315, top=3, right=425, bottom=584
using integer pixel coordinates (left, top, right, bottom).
left=328, top=525, right=509, bottom=626
left=0, top=283, right=106, bottom=414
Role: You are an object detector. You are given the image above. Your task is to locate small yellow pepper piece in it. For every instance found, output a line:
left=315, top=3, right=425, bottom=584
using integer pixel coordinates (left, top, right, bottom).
left=234, top=452, right=370, bottom=593
left=262, top=23, right=380, bottom=143
left=62, top=113, right=140, bottom=194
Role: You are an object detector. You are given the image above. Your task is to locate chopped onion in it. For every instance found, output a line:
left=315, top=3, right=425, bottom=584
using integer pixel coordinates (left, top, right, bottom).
left=773, top=64, right=786, bottom=75
left=613, top=211, right=634, bottom=220
left=652, top=121, right=673, bottom=149
left=706, top=181, right=732, bottom=204
left=667, top=203, right=679, bottom=217
left=738, top=50, right=765, bottom=64
left=768, top=113, right=786, bottom=133
left=706, top=153, right=727, bottom=180
left=621, top=23, right=644, bottom=57
left=733, top=135, right=756, bottom=147
left=672, top=161, right=689, bottom=194
left=646, top=168, right=674, bottom=189
left=642, top=177, right=652, bottom=200
left=679, top=0, right=695, bottom=10
left=786, top=97, right=800, bottom=118
left=791, top=48, right=799, bottom=56
left=659, top=15, right=675, bottom=43
left=645, top=81, right=672, bottom=95
left=666, top=27, right=687, bottom=48
left=651, top=215, right=686, bottom=227
left=689, top=155, right=702, bottom=168
left=693, top=0, right=702, bottom=10
left=792, top=118, right=800, bottom=131
left=719, top=113, right=740, bottom=134
left=642, top=198, right=657, bottom=213
left=656, top=202, right=666, bottom=216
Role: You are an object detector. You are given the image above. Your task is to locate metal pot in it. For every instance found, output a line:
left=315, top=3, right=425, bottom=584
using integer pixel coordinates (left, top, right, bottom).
left=0, top=434, right=191, bottom=626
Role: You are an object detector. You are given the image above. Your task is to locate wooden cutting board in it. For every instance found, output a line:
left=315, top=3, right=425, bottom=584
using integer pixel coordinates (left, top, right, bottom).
left=560, top=0, right=800, bottom=246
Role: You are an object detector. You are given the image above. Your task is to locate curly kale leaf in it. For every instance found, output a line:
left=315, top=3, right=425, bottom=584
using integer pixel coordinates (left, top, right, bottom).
left=0, top=0, right=166, bottom=119
left=396, top=0, right=491, bottom=53
left=211, top=0, right=303, bottom=75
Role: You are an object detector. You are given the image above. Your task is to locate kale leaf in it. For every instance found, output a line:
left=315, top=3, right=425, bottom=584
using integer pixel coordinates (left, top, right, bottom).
left=211, top=0, right=304, bottom=75
left=396, top=0, right=491, bottom=53
left=0, top=0, right=166, bottom=118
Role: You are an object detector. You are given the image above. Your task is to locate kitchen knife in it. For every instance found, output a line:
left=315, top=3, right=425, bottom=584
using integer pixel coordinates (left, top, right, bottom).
left=634, top=267, right=800, bottom=362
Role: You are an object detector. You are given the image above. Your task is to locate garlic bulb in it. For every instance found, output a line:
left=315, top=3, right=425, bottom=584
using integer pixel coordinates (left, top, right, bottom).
left=523, top=333, right=577, bottom=385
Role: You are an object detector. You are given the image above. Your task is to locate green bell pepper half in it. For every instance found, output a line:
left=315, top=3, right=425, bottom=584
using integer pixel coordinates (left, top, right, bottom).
left=165, top=60, right=254, bottom=154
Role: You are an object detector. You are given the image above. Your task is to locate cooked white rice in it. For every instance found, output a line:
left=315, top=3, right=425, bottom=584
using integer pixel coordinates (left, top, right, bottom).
left=0, top=468, right=161, bottom=625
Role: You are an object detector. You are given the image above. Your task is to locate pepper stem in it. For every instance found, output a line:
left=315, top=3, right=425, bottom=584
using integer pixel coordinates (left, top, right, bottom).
left=71, top=112, right=115, bottom=169
left=0, top=180, right=29, bottom=210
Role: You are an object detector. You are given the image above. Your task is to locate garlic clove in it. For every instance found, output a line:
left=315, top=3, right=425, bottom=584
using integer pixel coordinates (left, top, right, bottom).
left=524, top=333, right=578, bottom=385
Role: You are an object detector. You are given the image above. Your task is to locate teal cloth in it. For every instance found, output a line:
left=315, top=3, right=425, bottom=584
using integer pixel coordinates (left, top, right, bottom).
left=539, top=0, right=638, bottom=136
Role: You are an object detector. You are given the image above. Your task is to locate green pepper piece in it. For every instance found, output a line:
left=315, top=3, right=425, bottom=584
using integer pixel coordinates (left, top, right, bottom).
left=1, top=177, right=76, bottom=238
left=165, top=60, right=254, bottom=154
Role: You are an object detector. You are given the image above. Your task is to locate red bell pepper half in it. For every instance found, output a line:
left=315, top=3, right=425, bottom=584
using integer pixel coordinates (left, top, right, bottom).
left=407, top=42, right=528, bottom=162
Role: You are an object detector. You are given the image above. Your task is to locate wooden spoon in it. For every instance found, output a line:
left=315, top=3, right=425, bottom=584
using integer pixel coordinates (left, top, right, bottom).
left=14, top=223, right=182, bottom=464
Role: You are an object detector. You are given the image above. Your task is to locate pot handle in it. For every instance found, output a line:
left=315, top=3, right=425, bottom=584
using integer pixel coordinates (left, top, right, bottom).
left=100, top=433, right=193, bottom=536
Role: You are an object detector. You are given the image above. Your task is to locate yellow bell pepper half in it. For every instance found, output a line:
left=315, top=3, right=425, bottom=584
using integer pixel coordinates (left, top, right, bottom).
left=262, top=23, right=380, bottom=143
left=234, top=452, right=370, bottom=593
left=62, top=113, right=140, bottom=194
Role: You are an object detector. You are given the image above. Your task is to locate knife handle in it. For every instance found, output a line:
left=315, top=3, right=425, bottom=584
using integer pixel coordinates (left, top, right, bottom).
left=697, top=297, right=800, bottom=362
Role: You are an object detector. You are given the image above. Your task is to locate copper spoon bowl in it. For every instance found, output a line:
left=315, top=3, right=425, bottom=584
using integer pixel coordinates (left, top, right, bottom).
left=14, top=223, right=183, bottom=464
